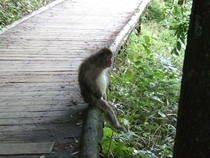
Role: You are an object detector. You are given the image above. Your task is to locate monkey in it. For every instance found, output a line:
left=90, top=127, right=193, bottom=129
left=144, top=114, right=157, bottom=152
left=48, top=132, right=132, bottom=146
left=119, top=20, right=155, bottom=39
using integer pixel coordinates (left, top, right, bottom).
left=78, top=48, right=127, bottom=133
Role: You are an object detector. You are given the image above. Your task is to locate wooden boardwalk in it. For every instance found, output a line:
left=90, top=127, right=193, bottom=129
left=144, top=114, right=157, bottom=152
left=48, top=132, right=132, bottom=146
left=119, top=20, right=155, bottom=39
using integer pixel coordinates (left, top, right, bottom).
left=0, top=0, right=150, bottom=157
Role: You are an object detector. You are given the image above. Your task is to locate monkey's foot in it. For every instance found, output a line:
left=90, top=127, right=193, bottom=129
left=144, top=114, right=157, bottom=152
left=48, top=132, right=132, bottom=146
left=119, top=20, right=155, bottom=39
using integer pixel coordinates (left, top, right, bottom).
left=115, top=125, right=127, bottom=133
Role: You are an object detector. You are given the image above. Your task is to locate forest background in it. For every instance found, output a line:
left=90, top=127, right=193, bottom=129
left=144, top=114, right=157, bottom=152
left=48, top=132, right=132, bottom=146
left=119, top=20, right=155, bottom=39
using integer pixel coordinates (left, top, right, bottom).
left=0, top=0, right=191, bottom=157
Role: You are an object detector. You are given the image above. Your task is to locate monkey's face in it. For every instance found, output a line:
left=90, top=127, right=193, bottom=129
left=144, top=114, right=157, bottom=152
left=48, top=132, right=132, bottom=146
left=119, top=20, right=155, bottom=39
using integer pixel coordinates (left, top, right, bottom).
left=107, top=55, right=112, bottom=67
left=98, top=48, right=113, bottom=68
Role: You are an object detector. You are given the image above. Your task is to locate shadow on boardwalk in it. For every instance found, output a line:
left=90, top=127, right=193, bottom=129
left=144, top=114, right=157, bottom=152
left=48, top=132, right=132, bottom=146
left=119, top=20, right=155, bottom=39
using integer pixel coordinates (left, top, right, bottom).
left=0, top=0, right=150, bottom=157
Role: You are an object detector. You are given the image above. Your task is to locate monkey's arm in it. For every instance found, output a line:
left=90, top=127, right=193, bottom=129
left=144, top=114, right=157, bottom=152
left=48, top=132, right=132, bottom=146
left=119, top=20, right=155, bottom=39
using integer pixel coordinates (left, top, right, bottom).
left=87, top=81, right=102, bottom=99
left=84, top=70, right=102, bottom=99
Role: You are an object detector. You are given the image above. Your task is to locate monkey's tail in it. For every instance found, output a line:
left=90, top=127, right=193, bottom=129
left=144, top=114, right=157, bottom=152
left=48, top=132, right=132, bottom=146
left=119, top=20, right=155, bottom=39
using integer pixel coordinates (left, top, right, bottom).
left=94, top=99, right=127, bottom=133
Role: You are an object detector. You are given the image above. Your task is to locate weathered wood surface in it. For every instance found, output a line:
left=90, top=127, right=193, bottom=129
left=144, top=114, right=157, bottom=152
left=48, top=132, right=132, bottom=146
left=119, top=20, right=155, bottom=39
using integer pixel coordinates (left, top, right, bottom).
left=0, top=0, right=150, bottom=157
left=0, top=142, right=55, bottom=155
left=80, top=108, right=104, bottom=158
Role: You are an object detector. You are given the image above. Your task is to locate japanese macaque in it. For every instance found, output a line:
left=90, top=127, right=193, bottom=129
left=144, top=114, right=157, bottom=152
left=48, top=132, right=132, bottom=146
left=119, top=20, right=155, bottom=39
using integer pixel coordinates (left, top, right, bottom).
left=78, top=48, right=126, bottom=133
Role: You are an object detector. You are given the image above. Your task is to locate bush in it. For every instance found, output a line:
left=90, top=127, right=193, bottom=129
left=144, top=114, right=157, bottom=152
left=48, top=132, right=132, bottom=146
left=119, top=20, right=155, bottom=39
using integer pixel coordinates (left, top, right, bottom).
left=0, top=0, right=53, bottom=29
left=102, top=0, right=192, bottom=157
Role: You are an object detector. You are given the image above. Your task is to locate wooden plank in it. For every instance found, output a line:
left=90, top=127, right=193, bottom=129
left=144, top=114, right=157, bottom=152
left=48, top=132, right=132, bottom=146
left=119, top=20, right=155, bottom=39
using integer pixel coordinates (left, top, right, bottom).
left=0, top=105, right=87, bottom=118
left=0, top=111, right=73, bottom=119
left=0, top=115, right=84, bottom=131
left=0, top=142, right=55, bottom=155
left=0, top=101, right=82, bottom=108
left=0, top=71, right=78, bottom=75
left=0, top=104, right=87, bottom=112
left=0, top=46, right=99, bottom=52
left=1, top=131, right=81, bottom=143
left=0, top=117, right=60, bottom=125
left=0, top=34, right=111, bottom=40
left=0, top=79, right=78, bottom=84
left=0, top=112, right=84, bottom=125
left=0, top=83, right=77, bottom=87
left=0, top=90, right=78, bottom=96
left=0, top=35, right=107, bottom=43
left=0, top=54, right=82, bottom=58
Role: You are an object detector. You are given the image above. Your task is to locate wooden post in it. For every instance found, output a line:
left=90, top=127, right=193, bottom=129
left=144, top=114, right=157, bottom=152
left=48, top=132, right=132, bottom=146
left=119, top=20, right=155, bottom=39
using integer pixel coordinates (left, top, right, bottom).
left=80, top=107, right=104, bottom=158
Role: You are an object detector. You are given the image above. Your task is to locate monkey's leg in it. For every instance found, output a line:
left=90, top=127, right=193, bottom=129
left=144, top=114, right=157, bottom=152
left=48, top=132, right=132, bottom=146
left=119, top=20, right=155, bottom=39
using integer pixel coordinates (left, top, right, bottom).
left=97, top=99, right=127, bottom=133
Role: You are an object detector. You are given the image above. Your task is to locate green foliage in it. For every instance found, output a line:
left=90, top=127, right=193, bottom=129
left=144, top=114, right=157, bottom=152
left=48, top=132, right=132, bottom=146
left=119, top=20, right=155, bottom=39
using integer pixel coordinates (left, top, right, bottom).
left=165, top=2, right=191, bottom=55
left=103, top=0, right=192, bottom=157
left=101, top=127, right=143, bottom=158
left=105, top=32, right=180, bottom=157
left=142, top=0, right=192, bottom=55
left=0, top=0, right=53, bottom=29
left=143, top=0, right=166, bottom=22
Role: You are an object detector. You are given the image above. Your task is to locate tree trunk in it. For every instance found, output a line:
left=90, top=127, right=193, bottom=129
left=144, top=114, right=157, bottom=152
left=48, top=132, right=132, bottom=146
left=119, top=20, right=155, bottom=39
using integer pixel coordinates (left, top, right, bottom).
left=173, top=0, right=210, bottom=157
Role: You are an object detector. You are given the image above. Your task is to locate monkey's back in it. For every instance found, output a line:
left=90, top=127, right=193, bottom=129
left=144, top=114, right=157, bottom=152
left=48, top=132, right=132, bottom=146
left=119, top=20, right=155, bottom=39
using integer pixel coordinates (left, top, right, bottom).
left=78, top=55, right=102, bottom=103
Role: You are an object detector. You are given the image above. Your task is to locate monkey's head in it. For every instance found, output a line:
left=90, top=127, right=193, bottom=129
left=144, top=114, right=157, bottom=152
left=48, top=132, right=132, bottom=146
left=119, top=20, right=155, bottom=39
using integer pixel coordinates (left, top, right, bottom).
left=97, top=48, right=113, bottom=68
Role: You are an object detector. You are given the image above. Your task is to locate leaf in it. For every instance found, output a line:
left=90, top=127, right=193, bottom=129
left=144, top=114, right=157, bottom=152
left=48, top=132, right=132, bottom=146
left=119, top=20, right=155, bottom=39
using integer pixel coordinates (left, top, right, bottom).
left=180, top=32, right=186, bottom=44
left=122, top=118, right=130, bottom=126
left=158, top=111, right=166, bottom=118
left=137, top=55, right=143, bottom=60
left=143, top=35, right=150, bottom=45
left=128, top=54, right=134, bottom=62
left=171, top=48, right=179, bottom=55
left=135, top=60, right=141, bottom=66
left=176, top=41, right=181, bottom=51
left=143, top=132, right=148, bottom=137
left=151, top=96, right=164, bottom=103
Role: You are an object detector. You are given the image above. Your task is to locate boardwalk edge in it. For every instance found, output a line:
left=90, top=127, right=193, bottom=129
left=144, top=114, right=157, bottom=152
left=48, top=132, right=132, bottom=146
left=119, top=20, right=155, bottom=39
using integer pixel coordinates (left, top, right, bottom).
left=110, top=0, right=151, bottom=53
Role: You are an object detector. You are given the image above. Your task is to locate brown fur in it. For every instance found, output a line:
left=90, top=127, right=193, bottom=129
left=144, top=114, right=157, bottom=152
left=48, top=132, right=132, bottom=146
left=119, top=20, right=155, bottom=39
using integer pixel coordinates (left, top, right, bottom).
left=78, top=48, right=126, bottom=132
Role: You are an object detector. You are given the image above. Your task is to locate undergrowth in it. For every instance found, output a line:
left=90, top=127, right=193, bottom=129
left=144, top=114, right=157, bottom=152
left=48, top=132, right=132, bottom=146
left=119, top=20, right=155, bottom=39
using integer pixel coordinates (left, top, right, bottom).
left=0, top=0, right=54, bottom=29
left=101, top=0, right=192, bottom=157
